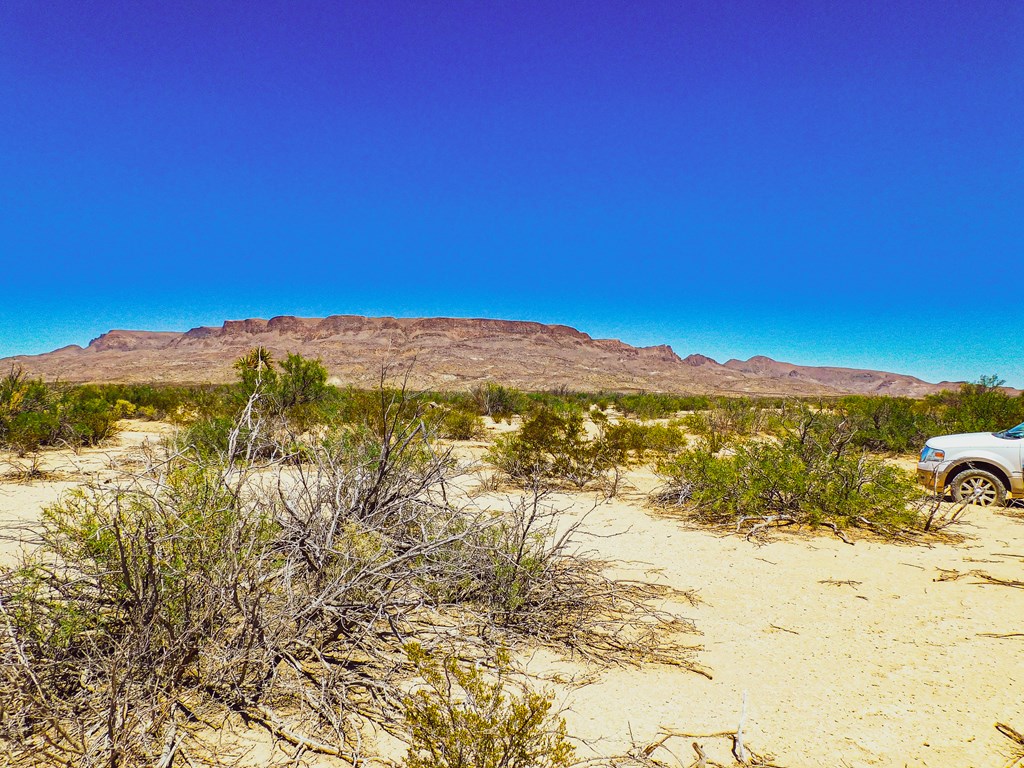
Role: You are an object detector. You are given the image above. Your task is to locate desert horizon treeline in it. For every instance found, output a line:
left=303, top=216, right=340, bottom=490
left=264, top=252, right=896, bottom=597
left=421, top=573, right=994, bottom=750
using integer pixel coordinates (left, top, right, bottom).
left=1, top=354, right=1022, bottom=457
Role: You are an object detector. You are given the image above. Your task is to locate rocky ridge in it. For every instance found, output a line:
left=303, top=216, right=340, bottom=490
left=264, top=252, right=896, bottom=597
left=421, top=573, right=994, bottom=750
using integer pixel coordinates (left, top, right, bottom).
left=1, top=315, right=958, bottom=396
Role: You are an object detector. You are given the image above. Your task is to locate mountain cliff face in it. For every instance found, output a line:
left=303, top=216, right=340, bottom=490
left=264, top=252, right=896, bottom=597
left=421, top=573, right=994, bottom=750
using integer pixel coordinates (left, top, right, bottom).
left=1, top=315, right=954, bottom=396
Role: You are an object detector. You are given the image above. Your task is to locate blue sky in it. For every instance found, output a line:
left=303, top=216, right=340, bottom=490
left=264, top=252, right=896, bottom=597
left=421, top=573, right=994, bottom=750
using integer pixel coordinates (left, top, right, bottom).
left=1, top=1, right=1021, bottom=386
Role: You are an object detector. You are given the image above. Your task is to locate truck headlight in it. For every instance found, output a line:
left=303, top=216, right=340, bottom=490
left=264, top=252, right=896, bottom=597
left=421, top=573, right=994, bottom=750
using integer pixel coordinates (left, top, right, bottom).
left=920, top=446, right=945, bottom=463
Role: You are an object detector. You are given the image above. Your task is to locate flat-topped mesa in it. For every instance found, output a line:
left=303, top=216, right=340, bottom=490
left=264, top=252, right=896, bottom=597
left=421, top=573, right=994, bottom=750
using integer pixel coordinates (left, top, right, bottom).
left=87, top=330, right=179, bottom=352
left=223, top=318, right=271, bottom=335
left=188, top=315, right=597, bottom=343
left=406, top=317, right=592, bottom=340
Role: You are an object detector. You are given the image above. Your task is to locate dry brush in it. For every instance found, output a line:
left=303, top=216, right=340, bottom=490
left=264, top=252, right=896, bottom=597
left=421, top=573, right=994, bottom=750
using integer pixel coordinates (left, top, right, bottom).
left=0, top=380, right=698, bottom=767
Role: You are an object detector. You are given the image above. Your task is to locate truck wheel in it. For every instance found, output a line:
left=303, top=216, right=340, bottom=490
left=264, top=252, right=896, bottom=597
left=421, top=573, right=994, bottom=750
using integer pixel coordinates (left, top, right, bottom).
left=951, top=469, right=1007, bottom=507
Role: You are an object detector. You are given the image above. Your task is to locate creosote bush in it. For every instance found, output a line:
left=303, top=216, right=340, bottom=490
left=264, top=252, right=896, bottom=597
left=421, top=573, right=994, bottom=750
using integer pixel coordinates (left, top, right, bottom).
left=434, top=405, right=486, bottom=440
left=657, top=408, right=923, bottom=537
left=487, top=408, right=688, bottom=490
left=834, top=375, right=1024, bottom=454
left=0, top=368, right=122, bottom=454
left=471, top=383, right=528, bottom=421
left=402, top=643, right=574, bottom=768
left=683, top=398, right=765, bottom=453
left=486, top=408, right=623, bottom=489
left=180, top=347, right=334, bottom=458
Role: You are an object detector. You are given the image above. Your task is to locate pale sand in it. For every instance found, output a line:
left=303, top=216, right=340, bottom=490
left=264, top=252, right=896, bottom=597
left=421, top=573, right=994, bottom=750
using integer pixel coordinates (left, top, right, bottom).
left=529, top=479, right=1024, bottom=767
left=1, top=421, right=1022, bottom=767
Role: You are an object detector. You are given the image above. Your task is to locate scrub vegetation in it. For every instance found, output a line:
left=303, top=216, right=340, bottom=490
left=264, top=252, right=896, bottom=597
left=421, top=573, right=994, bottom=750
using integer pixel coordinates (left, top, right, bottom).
left=656, top=406, right=923, bottom=538
left=1, top=356, right=1021, bottom=764
left=401, top=644, right=575, bottom=768
left=486, top=407, right=687, bottom=490
left=0, top=353, right=696, bottom=767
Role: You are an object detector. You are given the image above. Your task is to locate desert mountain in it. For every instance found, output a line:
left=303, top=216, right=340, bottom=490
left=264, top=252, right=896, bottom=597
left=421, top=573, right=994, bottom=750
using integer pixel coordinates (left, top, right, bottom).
left=1, top=315, right=956, bottom=397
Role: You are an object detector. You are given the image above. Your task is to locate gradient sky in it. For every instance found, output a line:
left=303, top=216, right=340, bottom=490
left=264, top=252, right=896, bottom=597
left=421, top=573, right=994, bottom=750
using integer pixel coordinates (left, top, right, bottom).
left=1, top=2, right=1021, bottom=386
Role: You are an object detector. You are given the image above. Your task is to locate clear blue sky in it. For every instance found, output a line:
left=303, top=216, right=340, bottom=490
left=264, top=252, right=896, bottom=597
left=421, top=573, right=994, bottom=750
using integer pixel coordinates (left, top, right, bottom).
left=1, top=2, right=1021, bottom=386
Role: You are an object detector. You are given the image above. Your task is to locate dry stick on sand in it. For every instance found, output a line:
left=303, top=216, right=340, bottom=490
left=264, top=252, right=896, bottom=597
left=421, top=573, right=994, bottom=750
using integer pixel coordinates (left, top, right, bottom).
left=997, top=722, right=1024, bottom=768
left=818, top=579, right=861, bottom=589
left=820, top=522, right=853, bottom=545
left=639, top=694, right=785, bottom=768
left=971, top=572, right=1024, bottom=589
left=732, top=692, right=750, bottom=764
left=936, top=569, right=1024, bottom=589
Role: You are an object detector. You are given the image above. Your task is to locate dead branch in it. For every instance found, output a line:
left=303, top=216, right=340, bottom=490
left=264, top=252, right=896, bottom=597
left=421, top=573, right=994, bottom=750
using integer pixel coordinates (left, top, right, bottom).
left=820, top=522, right=853, bottom=545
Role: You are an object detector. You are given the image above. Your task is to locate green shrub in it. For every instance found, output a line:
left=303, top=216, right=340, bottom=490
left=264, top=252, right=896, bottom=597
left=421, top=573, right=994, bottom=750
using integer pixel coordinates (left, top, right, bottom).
left=487, top=411, right=688, bottom=488
left=487, top=408, right=623, bottom=488
left=832, top=377, right=1024, bottom=455
left=683, top=399, right=765, bottom=453
left=179, top=414, right=239, bottom=459
left=657, top=409, right=922, bottom=534
left=173, top=349, right=341, bottom=460
left=931, top=375, right=1024, bottom=435
left=471, top=383, right=528, bottom=420
left=58, top=392, right=122, bottom=445
left=613, top=393, right=709, bottom=420
left=402, top=643, right=574, bottom=768
left=599, top=418, right=688, bottom=459
left=135, top=404, right=159, bottom=420
left=6, top=410, right=59, bottom=453
left=0, top=369, right=122, bottom=453
left=435, top=407, right=485, bottom=440
left=839, top=395, right=935, bottom=453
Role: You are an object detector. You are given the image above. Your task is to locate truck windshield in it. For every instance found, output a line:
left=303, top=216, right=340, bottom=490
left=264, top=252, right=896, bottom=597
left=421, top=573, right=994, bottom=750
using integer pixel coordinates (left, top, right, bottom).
left=995, top=422, right=1024, bottom=439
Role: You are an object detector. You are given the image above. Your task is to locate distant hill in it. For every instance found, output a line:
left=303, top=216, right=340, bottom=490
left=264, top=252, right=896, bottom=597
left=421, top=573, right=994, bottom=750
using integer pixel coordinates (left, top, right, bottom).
left=0, top=315, right=962, bottom=397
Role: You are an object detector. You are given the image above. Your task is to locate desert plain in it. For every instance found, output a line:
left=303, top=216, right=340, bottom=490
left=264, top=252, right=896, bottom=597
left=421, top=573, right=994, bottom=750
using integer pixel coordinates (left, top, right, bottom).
left=2, top=417, right=1021, bottom=768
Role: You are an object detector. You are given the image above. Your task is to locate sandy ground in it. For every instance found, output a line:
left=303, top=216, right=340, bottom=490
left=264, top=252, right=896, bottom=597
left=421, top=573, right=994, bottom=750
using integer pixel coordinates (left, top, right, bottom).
left=1, top=421, right=1023, bottom=767
left=528, top=477, right=1024, bottom=768
left=0, top=422, right=175, bottom=563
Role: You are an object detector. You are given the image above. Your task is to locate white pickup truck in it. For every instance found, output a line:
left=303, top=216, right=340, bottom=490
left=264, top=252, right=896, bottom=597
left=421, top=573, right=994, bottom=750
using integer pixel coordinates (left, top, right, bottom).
left=917, top=421, right=1024, bottom=506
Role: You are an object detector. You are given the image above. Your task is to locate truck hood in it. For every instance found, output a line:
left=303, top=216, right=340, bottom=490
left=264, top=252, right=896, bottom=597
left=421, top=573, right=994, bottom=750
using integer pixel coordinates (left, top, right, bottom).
left=926, top=432, right=1019, bottom=450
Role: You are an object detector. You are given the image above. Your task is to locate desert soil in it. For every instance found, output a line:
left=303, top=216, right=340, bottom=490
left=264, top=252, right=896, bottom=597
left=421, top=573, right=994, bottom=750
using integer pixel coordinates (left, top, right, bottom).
left=1, top=421, right=1022, bottom=768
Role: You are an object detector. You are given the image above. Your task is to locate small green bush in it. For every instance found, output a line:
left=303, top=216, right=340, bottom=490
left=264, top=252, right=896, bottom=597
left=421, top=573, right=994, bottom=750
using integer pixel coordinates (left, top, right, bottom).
left=930, top=375, right=1024, bottom=435
left=599, top=418, right=688, bottom=459
left=471, top=383, right=529, bottom=420
left=402, top=643, right=574, bottom=768
left=487, top=408, right=622, bottom=488
left=435, top=407, right=485, bottom=440
left=839, top=395, right=933, bottom=453
left=179, top=414, right=239, bottom=459
left=830, top=377, right=1024, bottom=455
left=613, top=393, right=709, bottom=420
left=683, top=399, right=765, bottom=453
left=0, top=369, right=122, bottom=453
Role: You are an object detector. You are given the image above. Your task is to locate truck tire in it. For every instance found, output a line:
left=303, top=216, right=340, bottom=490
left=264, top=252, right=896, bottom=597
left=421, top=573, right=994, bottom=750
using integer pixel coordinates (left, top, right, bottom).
left=950, top=469, right=1007, bottom=507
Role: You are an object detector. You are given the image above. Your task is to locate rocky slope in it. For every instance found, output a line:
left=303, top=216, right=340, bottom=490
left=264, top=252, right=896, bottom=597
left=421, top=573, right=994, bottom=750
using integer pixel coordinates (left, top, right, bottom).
left=1, top=315, right=957, bottom=396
